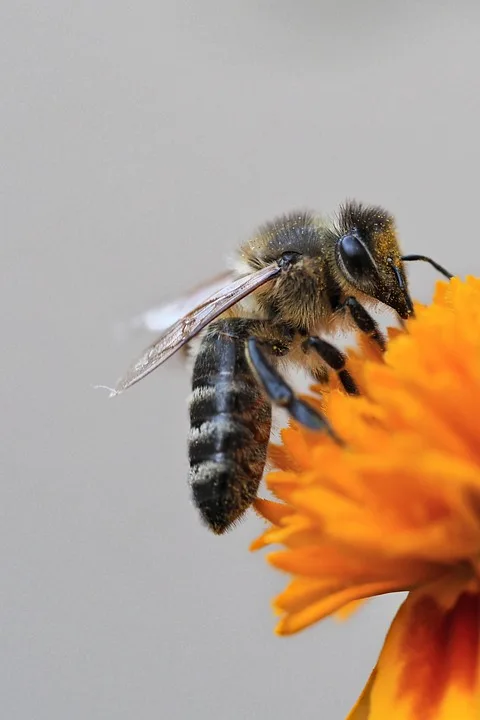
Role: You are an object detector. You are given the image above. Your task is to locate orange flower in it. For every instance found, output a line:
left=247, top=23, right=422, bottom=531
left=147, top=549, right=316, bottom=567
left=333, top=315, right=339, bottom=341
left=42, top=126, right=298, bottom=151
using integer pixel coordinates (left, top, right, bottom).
left=252, top=276, right=480, bottom=720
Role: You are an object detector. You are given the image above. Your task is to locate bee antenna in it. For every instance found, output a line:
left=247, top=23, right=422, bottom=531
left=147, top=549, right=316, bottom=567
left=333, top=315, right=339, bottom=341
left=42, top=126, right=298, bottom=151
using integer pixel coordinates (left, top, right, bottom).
left=401, top=254, right=454, bottom=280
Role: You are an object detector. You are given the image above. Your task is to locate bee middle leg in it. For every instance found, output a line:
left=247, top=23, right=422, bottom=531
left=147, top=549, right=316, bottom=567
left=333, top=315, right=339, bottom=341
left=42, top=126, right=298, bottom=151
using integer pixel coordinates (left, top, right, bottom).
left=302, top=336, right=359, bottom=395
left=246, top=336, right=339, bottom=439
left=302, top=296, right=387, bottom=393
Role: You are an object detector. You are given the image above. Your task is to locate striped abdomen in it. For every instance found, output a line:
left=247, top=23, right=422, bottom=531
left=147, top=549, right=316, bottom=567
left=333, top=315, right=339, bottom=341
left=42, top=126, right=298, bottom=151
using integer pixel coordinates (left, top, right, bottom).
left=188, top=319, right=272, bottom=534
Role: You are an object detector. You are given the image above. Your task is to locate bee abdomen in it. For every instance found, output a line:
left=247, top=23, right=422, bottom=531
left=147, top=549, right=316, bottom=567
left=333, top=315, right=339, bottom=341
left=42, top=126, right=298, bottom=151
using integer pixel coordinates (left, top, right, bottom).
left=188, top=320, right=272, bottom=534
left=188, top=415, right=256, bottom=466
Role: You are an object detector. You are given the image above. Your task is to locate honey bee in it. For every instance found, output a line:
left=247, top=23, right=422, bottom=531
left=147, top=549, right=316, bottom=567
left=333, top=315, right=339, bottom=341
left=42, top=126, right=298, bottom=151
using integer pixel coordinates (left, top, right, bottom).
left=112, top=201, right=452, bottom=534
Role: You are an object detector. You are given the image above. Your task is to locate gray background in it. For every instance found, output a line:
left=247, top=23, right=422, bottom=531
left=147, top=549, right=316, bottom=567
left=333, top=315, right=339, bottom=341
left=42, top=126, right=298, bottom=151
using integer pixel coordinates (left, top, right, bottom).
left=2, top=2, right=478, bottom=719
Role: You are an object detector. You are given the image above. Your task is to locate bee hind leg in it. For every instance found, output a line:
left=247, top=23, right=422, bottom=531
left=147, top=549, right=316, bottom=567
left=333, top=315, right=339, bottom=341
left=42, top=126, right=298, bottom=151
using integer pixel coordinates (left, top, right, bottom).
left=246, top=337, right=341, bottom=441
left=303, top=337, right=359, bottom=395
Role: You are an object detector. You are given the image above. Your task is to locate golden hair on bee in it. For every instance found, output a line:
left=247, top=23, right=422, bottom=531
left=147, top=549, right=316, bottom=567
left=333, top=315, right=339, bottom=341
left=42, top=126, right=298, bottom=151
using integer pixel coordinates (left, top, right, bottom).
left=237, top=200, right=412, bottom=330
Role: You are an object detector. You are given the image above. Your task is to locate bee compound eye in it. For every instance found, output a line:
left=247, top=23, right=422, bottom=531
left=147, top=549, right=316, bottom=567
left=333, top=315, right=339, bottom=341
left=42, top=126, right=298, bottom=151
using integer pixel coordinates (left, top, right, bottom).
left=338, top=234, right=372, bottom=277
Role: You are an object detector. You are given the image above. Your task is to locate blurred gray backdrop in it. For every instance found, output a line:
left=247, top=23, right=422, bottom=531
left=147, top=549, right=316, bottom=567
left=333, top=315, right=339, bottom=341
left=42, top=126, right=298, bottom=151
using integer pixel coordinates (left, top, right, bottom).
left=2, top=1, right=478, bottom=718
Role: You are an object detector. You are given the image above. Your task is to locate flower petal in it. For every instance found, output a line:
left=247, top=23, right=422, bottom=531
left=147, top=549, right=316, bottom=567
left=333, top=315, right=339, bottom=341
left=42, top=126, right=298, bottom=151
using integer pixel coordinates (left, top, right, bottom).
left=346, top=667, right=377, bottom=720
left=356, top=584, right=480, bottom=719
left=275, top=580, right=406, bottom=635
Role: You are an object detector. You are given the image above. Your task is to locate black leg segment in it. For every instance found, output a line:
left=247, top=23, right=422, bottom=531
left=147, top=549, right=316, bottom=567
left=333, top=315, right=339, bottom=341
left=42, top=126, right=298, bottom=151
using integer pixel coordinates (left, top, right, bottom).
left=341, top=296, right=386, bottom=351
left=304, top=337, right=359, bottom=395
left=246, top=337, right=339, bottom=437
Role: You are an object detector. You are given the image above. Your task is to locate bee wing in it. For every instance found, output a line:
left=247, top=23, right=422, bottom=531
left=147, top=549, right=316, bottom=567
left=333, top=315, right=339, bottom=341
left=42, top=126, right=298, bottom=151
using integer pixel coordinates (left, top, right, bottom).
left=117, top=270, right=237, bottom=337
left=112, top=262, right=280, bottom=395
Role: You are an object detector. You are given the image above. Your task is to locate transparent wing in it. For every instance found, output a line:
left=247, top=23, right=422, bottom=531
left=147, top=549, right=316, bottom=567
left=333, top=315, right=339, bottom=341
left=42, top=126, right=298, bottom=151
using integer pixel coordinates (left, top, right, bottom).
left=112, top=262, right=280, bottom=395
left=115, top=270, right=236, bottom=338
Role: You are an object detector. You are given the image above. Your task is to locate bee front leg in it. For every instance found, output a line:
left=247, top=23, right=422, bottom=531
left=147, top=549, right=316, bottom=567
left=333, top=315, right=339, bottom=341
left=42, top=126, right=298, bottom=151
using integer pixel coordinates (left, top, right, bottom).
left=303, top=337, right=359, bottom=395
left=340, top=297, right=386, bottom=351
left=246, top=337, right=340, bottom=440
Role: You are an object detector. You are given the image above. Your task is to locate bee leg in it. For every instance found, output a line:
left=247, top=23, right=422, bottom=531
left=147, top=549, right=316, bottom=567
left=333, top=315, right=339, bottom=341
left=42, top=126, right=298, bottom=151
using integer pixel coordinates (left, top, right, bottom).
left=246, top=337, right=340, bottom=439
left=341, top=297, right=386, bottom=351
left=303, top=337, right=359, bottom=395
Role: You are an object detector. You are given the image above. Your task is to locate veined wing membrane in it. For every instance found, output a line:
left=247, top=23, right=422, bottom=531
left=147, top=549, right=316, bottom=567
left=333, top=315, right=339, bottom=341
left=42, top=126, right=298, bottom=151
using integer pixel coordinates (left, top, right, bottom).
left=120, top=269, right=236, bottom=337
left=113, top=262, right=280, bottom=395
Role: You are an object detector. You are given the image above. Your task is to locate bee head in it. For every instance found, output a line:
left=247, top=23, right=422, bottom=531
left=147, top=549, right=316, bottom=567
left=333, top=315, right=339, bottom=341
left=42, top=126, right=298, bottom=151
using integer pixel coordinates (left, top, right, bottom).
left=335, top=201, right=414, bottom=319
